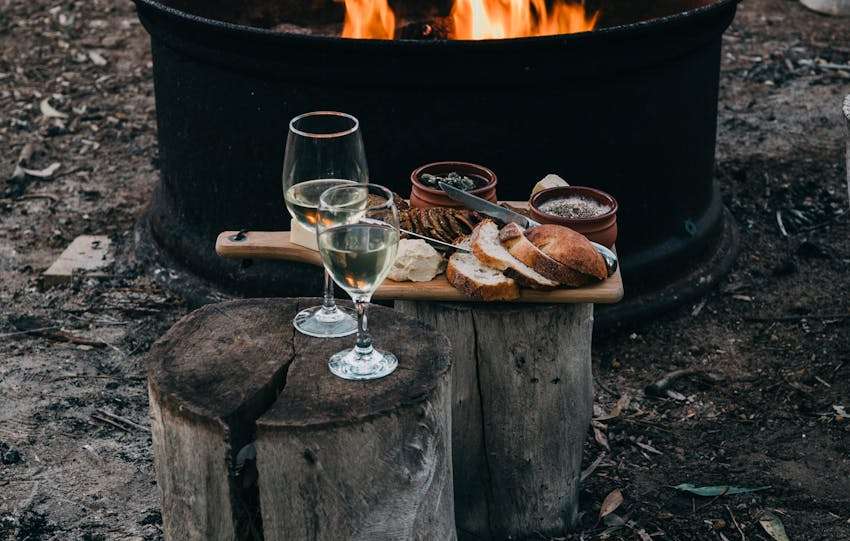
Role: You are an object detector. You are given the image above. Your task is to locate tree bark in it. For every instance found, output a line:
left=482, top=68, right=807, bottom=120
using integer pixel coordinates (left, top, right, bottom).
left=396, top=301, right=594, bottom=540
left=147, top=298, right=454, bottom=540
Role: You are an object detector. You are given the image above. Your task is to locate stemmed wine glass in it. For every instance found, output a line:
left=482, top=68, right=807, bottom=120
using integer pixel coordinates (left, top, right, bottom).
left=316, top=184, right=400, bottom=380
left=282, top=111, right=368, bottom=338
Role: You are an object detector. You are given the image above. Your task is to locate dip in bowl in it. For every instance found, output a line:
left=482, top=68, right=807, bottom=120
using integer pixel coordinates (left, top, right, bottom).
left=529, top=186, right=618, bottom=248
left=410, top=161, right=497, bottom=208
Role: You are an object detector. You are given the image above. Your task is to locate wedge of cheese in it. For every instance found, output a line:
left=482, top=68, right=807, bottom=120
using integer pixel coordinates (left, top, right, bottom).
left=531, top=174, right=569, bottom=196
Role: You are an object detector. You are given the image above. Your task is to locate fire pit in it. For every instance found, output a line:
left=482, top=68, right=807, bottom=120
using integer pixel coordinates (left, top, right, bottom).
left=134, top=0, right=740, bottom=323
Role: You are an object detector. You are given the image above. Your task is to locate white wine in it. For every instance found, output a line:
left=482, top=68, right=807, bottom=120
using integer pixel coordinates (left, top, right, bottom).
left=284, top=179, right=356, bottom=230
left=318, top=223, right=399, bottom=298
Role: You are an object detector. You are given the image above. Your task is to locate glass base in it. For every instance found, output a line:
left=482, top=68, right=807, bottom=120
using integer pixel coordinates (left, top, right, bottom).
left=328, top=347, right=398, bottom=381
left=293, top=305, right=357, bottom=338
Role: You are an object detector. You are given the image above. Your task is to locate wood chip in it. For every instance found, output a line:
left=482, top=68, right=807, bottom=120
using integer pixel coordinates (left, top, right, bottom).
left=88, top=50, right=108, bottom=66
left=43, top=235, right=112, bottom=286
left=39, top=98, right=68, bottom=119
left=21, top=162, right=61, bottom=178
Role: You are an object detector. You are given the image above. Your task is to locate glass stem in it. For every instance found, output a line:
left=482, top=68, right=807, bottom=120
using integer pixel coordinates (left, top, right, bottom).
left=354, top=298, right=373, bottom=357
left=321, top=270, right=337, bottom=313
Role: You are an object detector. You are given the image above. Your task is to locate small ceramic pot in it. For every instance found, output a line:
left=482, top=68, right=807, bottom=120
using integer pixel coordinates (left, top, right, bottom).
left=409, top=161, right=498, bottom=208
left=529, top=186, right=619, bottom=248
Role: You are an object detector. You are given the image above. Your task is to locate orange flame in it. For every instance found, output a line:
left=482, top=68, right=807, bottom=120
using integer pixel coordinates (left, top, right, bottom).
left=342, top=0, right=598, bottom=40
left=451, top=0, right=598, bottom=39
left=342, top=0, right=396, bottom=39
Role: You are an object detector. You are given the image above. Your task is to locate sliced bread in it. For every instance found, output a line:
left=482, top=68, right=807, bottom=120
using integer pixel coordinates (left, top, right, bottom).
left=446, top=252, right=520, bottom=301
left=499, top=223, right=592, bottom=287
left=525, top=225, right=608, bottom=281
left=471, top=220, right=558, bottom=290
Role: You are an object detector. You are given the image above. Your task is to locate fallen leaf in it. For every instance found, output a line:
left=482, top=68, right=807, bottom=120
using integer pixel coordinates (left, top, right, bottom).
left=602, top=512, right=626, bottom=527
left=581, top=453, right=605, bottom=482
left=759, top=511, right=790, bottom=541
left=593, top=427, right=609, bottom=450
left=672, top=484, right=771, bottom=497
left=635, top=528, right=652, bottom=541
left=21, top=162, right=61, bottom=179
left=40, top=98, right=68, bottom=119
left=635, top=441, right=663, bottom=455
left=599, top=489, right=624, bottom=519
left=88, top=50, right=108, bottom=66
left=666, top=390, right=687, bottom=401
left=595, top=393, right=631, bottom=421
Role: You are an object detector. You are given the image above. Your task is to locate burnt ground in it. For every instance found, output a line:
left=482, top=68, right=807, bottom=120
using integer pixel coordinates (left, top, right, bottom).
left=0, top=0, right=848, bottom=539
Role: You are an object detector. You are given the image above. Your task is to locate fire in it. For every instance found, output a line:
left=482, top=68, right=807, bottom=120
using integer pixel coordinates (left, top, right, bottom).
left=342, top=0, right=598, bottom=40
left=451, top=0, right=598, bottom=40
left=342, top=0, right=397, bottom=39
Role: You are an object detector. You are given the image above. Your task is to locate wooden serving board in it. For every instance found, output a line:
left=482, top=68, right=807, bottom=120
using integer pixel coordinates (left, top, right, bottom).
left=215, top=231, right=623, bottom=304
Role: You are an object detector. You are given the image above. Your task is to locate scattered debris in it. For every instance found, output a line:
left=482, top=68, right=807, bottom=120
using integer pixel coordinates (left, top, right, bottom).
left=8, top=316, right=108, bottom=349
left=776, top=209, right=789, bottom=237
left=39, top=98, right=68, bottom=119
left=9, top=142, right=36, bottom=182
left=90, top=409, right=150, bottom=433
left=88, top=50, right=108, bottom=66
left=19, top=162, right=61, bottom=179
left=672, top=484, right=771, bottom=497
left=645, top=368, right=723, bottom=397
left=593, top=427, right=610, bottom=450
left=595, top=393, right=631, bottom=421
left=0, top=442, right=23, bottom=465
left=43, top=235, right=113, bottom=286
left=599, top=489, right=624, bottom=520
left=581, top=453, right=605, bottom=482
left=759, top=511, right=790, bottom=541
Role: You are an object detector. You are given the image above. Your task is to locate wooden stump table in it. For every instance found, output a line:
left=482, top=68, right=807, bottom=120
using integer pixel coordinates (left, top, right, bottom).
left=395, top=301, right=595, bottom=540
left=147, top=298, right=455, bottom=540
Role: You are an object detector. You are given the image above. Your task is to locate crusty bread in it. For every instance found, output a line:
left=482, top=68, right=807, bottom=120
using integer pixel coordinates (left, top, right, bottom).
left=498, top=223, right=592, bottom=287
left=525, top=225, right=608, bottom=281
left=470, top=220, right=511, bottom=271
left=471, top=220, right=558, bottom=290
left=446, top=252, right=520, bottom=301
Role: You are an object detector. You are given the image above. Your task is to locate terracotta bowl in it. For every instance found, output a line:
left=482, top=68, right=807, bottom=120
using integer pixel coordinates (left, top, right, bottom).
left=409, top=161, right=497, bottom=208
left=529, top=186, right=619, bottom=248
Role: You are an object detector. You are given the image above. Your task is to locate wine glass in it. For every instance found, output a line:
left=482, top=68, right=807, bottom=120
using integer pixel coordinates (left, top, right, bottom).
left=282, top=111, right=368, bottom=338
left=316, top=184, right=400, bottom=380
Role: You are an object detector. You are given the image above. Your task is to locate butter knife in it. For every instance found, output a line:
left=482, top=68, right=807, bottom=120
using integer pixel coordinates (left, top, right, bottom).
left=438, top=181, right=618, bottom=276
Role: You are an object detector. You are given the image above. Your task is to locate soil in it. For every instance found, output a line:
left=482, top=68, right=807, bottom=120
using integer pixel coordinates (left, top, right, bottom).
left=0, top=0, right=848, bottom=540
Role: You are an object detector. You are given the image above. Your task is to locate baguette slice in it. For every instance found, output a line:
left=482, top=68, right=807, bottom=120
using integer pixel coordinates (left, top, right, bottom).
left=525, top=225, right=608, bottom=281
left=446, top=252, right=519, bottom=301
left=499, top=223, right=592, bottom=287
left=470, top=220, right=558, bottom=290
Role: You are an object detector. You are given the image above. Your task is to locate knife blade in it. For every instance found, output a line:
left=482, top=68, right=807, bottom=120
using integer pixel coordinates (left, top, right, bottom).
left=438, top=181, right=542, bottom=228
left=400, top=228, right=470, bottom=253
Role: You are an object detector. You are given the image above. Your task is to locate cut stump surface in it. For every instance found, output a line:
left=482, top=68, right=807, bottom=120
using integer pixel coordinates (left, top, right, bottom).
left=147, top=298, right=454, bottom=541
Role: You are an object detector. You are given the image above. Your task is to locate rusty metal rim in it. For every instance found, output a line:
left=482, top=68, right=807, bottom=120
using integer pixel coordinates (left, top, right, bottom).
left=132, top=0, right=740, bottom=50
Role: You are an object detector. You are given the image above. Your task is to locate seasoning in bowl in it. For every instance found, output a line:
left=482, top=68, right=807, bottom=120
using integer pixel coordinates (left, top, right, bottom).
left=538, top=195, right=612, bottom=219
left=420, top=171, right=478, bottom=192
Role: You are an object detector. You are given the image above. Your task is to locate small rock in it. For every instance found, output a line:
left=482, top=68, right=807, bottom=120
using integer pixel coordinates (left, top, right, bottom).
left=0, top=442, right=23, bottom=465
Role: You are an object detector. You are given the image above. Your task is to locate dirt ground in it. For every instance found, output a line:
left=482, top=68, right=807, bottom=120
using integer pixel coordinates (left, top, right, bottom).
left=0, top=0, right=848, bottom=539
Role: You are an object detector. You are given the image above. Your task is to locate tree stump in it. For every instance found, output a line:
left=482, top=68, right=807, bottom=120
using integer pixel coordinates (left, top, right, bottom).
left=395, top=301, right=594, bottom=540
left=147, top=298, right=455, bottom=541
